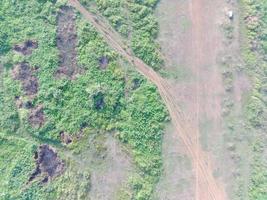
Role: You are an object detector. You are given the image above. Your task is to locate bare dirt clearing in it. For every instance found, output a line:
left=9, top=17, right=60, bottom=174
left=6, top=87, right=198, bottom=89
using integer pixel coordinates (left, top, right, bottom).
left=87, top=135, right=132, bottom=200
left=156, top=0, right=229, bottom=199
left=69, top=0, right=228, bottom=199
left=29, top=144, right=64, bottom=183
left=11, top=62, right=46, bottom=128
left=56, top=6, right=79, bottom=78
left=28, top=105, right=45, bottom=128
left=157, top=0, right=225, bottom=135
left=154, top=124, right=195, bottom=200
left=156, top=0, right=251, bottom=199
left=12, top=62, right=38, bottom=96
left=62, top=133, right=133, bottom=200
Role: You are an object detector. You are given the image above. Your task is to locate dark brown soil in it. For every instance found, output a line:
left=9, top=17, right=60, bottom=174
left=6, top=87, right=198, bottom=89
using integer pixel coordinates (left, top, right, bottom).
left=60, top=131, right=73, bottom=144
left=99, top=56, right=109, bottom=70
left=56, top=6, right=78, bottom=78
left=29, top=144, right=64, bottom=183
left=23, top=77, right=38, bottom=96
left=13, top=40, right=38, bottom=55
left=12, top=63, right=43, bottom=127
left=28, top=105, right=45, bottom=128
left=12, top=62, right=31, bottom=79
left=12, top=62, right=38, bottom=96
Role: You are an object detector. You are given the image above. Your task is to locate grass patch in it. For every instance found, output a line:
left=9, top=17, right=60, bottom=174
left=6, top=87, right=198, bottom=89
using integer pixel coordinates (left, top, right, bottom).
left=0, top=0, right=168, bottom=199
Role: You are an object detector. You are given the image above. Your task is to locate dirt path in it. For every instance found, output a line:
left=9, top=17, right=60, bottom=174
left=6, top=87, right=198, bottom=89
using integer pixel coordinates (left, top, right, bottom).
left=189, top=1, right=225, bottom=199
left=68, top=0, right=227, bottom=199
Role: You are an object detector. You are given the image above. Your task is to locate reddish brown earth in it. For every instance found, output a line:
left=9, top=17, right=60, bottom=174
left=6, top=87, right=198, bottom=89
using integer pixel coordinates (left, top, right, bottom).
left=11, top=49, right=45, bottom=128
left=68, top=0, right=228, bottom=199
left=186, top=2, right=225, bottom=199
left=56, top=6, right=79, bottom=78
left=12, top=62, right=39, bottom=96
left=99, top=56, right=109, bottom=70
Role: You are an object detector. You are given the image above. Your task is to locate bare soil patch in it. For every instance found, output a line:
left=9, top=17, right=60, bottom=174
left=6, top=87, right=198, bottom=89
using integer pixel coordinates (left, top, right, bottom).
left=233, top=71, right=251, bottom=104
left=29, top=144, right=64, bottom=183
left=28, top=105, right=45, bottom=128
left=13, top=40, right=38, bottom=55
left=154, top=124, right=195, bottom=200
left=12, top=63, right=45, bottom=128
left=132, top=78, right=142, bottom=90
left=156, top=0, right=229, bottom=199
left=12, top=62, right=38, bottom=96
left=15, top=97, right=34, bottom=109
left=89, top=135, right=132, bottom=200
left=56, top=6, right=79, bottom=78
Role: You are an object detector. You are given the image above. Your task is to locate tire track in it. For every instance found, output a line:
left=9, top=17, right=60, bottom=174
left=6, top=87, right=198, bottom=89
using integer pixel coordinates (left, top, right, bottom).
left=68, top=0, right=227, bottom=199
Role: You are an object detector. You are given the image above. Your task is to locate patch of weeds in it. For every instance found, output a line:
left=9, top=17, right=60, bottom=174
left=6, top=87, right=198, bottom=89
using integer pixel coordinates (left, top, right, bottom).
left=0, top=1, right=168, bottom=199
left=80, top=0, right=164, bottom=70
left=222, top=23, right=234, bottom=40
left=238, top=0, right=267, bottom=199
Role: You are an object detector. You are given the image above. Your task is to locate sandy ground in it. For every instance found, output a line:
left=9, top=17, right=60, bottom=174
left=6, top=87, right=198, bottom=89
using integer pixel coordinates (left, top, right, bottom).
left=156, top=0, right=253, bottom=199
left=157, top=0, right=225, bottom=138
left=156, top=0, right=228, bottom=199
left=154, top=124, right=195, bottom=200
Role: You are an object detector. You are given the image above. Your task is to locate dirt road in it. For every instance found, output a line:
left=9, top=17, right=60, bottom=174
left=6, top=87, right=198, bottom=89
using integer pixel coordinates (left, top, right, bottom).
left=68, top=0, right=227, bottom=199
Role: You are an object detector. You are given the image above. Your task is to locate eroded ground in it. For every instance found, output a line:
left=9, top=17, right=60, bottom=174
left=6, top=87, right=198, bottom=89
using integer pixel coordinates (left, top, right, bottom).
left=29, top=144, right=64, bottom=183
left=56, top=6, right=79, bottom=78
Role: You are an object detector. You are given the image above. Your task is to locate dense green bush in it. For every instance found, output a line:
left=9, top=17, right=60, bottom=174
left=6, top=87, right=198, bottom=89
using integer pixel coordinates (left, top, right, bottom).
left=81, top=0, right=163, bottom=70
left=241, top=0, right=267, bottom=199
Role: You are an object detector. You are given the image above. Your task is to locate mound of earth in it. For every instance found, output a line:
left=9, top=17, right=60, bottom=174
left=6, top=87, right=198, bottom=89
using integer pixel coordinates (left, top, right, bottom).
left=29, top=144, right=64, bottom=183
left=13, top=40, right=38, bottom=55
left=56, top=6, right=78, bottom=78
left=28, top=105, right=45, bottom=128
left=12, top=62, right=38, bottom=96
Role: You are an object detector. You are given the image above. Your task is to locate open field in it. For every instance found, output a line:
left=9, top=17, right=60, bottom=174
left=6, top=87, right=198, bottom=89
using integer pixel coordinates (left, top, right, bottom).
left=0, top=0, right=267, bottom=199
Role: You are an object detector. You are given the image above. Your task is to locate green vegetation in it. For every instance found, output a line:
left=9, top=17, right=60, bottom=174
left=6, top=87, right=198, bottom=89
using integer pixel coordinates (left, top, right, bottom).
left=80, top=0, right=163, bottom=70
left=0, top=0, right=167, bottom=199
left=218, top=1, right=267, bottom=199
left=240, top=1, right=267, bottom=199
left=0, top=134, right=36, bottom=199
